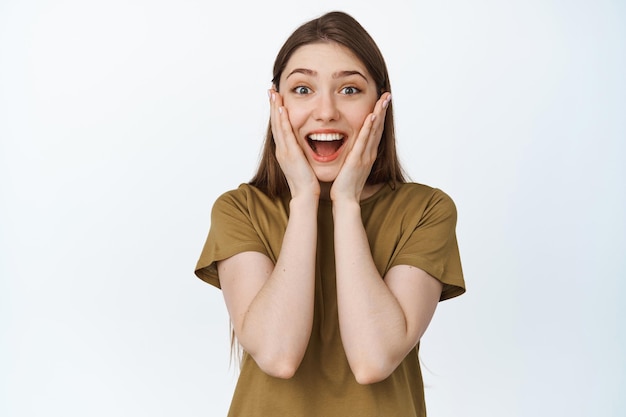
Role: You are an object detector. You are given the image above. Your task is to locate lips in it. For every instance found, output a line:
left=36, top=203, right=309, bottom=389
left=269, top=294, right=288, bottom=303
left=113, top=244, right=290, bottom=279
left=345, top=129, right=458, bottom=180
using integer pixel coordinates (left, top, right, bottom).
left=307, top=132, right=345, bottom=160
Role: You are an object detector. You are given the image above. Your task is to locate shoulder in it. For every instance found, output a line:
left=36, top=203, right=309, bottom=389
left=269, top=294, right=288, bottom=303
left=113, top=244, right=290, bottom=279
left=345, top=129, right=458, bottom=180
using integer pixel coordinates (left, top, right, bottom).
left=381, top=182, right=457, bottom=219
left=212, top=183, right=290, bottom=227
left=214, top=183, right=285, bottom=211
left=395, top=182, right=454, bottom=201
left=215, top=183, right=268, bottom=205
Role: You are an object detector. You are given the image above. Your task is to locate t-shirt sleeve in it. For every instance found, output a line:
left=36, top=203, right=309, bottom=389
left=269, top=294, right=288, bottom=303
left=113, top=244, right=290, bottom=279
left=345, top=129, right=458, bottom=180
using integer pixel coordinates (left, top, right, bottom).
left=194, top=190, right=269, bottom=289
left=391, top=189, right=466, bottom=301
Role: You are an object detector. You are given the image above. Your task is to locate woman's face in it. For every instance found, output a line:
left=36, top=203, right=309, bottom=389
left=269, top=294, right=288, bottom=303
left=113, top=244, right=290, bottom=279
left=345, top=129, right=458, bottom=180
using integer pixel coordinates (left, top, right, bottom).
left=278, top=42, right=379, bottom=183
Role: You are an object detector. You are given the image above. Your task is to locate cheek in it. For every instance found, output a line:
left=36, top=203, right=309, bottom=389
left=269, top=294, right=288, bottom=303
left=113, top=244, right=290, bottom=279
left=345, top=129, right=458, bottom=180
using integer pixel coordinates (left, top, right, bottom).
left=346, top=103, right=375, bottom=129
left=283, top=103, right=308, bottom=129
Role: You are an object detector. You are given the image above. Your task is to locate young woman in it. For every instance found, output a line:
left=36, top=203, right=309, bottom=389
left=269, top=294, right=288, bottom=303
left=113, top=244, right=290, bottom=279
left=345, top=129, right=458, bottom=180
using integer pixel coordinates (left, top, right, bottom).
left=195, top=11, right=465, bottom=416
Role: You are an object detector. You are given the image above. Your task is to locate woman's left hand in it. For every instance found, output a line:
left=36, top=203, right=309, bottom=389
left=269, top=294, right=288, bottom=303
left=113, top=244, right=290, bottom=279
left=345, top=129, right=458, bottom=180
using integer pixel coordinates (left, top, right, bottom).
left=330, top=92, right=391, bottom=203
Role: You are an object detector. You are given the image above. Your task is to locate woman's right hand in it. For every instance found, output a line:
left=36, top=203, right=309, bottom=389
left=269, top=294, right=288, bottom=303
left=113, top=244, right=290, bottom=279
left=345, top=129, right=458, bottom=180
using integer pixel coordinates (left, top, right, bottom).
left=269, top=89, right=320, bottom=199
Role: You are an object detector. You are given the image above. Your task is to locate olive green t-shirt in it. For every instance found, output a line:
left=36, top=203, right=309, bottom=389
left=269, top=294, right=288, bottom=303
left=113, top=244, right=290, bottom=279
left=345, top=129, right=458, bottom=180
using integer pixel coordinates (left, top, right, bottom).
left=195, top=182, right=465, bottom=417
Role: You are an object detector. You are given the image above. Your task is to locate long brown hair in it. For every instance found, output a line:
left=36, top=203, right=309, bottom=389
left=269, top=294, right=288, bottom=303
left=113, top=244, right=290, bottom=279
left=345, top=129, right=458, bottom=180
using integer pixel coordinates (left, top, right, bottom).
left=250, top=11, right=407, bottom=198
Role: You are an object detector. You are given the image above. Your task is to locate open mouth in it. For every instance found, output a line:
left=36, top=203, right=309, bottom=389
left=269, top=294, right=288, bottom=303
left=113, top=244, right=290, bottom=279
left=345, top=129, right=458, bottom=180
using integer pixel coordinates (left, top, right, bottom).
left=307, top=133, right=345, bottom=157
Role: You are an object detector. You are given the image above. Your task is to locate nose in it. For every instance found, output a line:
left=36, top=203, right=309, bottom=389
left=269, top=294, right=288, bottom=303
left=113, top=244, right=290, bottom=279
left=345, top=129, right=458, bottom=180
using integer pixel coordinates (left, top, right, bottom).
left=313, top=92, right=339, bottom=122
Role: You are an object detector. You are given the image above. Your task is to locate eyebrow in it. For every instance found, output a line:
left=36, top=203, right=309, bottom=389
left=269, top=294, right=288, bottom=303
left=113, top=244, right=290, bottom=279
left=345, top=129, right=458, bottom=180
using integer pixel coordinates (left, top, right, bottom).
left=286, top=68, right=369, bottom=81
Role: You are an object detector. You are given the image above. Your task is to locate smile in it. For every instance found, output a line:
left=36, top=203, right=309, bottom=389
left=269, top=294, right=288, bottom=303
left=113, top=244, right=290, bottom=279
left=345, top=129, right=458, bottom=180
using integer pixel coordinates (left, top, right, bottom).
left=307, top=133, right=345, bottom=161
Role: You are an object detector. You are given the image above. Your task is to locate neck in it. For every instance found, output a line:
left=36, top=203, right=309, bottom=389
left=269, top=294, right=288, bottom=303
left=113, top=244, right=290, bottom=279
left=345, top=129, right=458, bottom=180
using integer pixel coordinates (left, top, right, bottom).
left=318, top=182, right=384, bottom=202
left=319, top=182, right=332, bottom=201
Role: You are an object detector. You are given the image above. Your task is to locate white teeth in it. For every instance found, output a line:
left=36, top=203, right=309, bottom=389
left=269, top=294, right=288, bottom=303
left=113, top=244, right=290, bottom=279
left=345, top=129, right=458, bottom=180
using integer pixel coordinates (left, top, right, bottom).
left=308, top=133, right=344, bottom=141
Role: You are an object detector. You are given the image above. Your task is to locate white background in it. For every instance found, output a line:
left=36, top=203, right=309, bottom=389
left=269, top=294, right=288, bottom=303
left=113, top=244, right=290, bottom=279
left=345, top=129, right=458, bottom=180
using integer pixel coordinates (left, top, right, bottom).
left=1, top=0, right=624, bottom=416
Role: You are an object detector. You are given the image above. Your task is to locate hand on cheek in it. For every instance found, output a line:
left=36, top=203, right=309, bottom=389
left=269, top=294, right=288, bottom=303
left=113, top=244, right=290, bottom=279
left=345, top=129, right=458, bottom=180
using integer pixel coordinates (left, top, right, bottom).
left=268, top=89, right=320, bottom=199
left=330, top=92, right=392, bottom=203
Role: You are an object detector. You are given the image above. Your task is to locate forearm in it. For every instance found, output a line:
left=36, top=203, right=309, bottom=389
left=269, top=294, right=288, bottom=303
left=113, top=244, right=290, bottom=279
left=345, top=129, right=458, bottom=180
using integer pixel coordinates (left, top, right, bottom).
left=239, top=196, right=318, bottom=376
left=333, top=200, right=413, bottom=383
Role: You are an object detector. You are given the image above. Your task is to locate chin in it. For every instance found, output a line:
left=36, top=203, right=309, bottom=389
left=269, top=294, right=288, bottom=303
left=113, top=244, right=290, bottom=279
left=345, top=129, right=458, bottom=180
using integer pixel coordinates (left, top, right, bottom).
left=313, top=170, right=339, bottom=184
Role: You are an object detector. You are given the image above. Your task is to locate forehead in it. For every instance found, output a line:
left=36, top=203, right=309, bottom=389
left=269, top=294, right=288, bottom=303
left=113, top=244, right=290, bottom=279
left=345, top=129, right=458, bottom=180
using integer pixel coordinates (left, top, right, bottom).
left=283, top=42, right=369, bottom=76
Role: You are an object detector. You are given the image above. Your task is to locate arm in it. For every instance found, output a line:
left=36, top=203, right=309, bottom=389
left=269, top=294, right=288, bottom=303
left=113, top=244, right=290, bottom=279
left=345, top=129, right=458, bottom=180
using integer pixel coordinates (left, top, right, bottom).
left=217, top=90, right=319, bottom=379
left=329, top=92, right=442, bottom=383
left=218, top=194, right=318, bottom=379
left=333, top=200, right=442, bottom=384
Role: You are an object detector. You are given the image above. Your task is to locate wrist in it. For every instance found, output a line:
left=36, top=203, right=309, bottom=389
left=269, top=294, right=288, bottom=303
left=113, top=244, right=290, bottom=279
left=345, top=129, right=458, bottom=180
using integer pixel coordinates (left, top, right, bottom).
left=289, top=194, right=319, bottom=212
left=331, top=198, right=361, bottom=217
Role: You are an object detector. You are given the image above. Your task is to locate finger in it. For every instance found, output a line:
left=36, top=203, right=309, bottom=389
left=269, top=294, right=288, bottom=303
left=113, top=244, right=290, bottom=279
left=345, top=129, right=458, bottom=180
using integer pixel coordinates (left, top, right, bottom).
left=371, top=92, right=391, bottom=132
left=269, top=90, right=292, bottom=150
left=349, top=93, right=391, bottom=157
left=364, top=93, right=392, bottom=153
left=269, top=91, right=304, bottom=164
left=269, top=89, right=282, bottom=144
left=273, top=94, right=299, bottom=153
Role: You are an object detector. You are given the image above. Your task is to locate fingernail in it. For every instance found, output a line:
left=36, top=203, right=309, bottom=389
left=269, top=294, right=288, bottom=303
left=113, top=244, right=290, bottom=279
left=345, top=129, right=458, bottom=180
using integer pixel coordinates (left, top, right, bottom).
left=278, top=107, right=283, bottom=114
left=272, top=93, right=276, bottom=103
left=371, top=114, right=376, bottom=122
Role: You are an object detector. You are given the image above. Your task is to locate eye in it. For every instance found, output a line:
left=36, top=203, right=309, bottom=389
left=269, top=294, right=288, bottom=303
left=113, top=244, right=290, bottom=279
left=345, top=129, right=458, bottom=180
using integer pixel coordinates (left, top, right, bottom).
left=293, top=86, right=312, bottom=95
left=340, top=86, right=361, bottom=95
